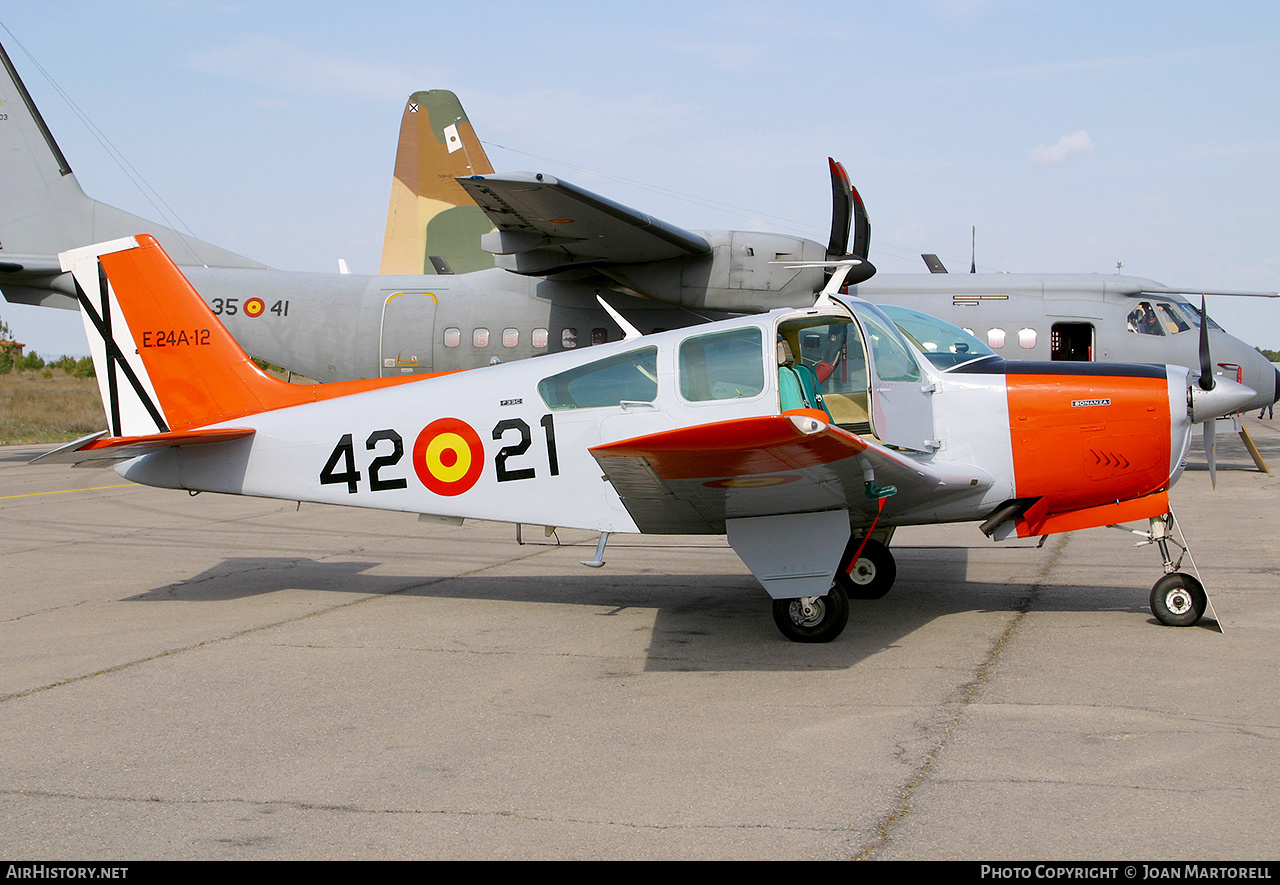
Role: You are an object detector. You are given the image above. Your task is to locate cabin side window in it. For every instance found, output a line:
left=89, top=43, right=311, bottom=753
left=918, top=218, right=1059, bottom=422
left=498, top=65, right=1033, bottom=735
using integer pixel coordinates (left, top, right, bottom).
left=1127, top=302, right=1164, bottom=336
left=537, top=347, right=659, bottom=411
left=678, top=327, right=766, bottom=402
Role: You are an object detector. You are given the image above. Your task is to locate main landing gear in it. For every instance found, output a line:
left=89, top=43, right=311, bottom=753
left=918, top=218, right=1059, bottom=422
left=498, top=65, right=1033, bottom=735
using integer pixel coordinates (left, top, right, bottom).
left=835, top=536, right=897, bottom=600
left=772, top=534, right=898, bottom=642
left=1119, top=512, right=1214, bottom=628
left=773, top=584, right=849, bottom=643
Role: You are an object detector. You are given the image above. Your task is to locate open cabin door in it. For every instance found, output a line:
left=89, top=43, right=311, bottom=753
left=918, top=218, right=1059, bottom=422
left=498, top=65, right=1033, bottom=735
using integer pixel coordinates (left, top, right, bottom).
left=838, top=300, right=939, bottom=454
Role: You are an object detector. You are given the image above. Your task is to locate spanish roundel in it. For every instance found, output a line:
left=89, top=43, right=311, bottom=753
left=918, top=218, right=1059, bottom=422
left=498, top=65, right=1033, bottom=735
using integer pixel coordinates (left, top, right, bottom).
left=413, top=418, right=484, bottom=496
left=244, top=297, right=265, bottom=318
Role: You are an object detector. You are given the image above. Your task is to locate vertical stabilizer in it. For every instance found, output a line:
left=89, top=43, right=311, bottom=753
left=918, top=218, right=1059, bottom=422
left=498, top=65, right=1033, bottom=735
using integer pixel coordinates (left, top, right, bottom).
left=379, top=90, right=496, bottom=275
left=61, top=235, right=418, bottom=436
left=0, top=41, right=267, bottom=309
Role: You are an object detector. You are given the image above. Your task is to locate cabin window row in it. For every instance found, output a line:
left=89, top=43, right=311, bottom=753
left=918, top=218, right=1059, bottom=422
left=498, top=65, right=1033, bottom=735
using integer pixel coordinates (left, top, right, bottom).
left=961, top=327, right=1038, bottom=350
left=441, top=327, right=612, bottom=349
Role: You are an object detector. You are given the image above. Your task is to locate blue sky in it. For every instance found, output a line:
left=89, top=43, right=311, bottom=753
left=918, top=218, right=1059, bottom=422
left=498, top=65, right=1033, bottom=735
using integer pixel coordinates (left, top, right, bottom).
left=3, top=1, right=1279, bottom=356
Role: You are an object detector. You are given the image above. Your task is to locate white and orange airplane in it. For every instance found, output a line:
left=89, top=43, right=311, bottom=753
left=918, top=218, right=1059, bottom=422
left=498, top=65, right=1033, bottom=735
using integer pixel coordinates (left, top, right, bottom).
left=39, top=235, right=1256, bottom=642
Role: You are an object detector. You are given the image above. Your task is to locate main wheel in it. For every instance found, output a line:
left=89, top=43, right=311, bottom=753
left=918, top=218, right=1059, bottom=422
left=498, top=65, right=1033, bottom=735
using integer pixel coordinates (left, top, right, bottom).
left=835, top=537, right=897, bottom=600
left=772, top=583, right=850, bottom=643
left=1150, top=573, right=1207, bottom=627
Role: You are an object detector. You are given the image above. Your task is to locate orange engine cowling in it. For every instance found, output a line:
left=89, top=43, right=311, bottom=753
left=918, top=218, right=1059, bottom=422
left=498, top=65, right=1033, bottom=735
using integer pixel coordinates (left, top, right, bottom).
left=1005, top=368, right=1176, bottom=537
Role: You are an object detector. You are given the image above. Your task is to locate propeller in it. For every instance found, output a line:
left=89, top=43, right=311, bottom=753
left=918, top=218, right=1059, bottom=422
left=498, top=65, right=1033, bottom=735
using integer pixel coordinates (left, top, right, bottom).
left=1198, top=297, right=1215, bottom=393
left=827, top=158, right=876, bottom=285
left=1198, top=297, right=1218, bottom=487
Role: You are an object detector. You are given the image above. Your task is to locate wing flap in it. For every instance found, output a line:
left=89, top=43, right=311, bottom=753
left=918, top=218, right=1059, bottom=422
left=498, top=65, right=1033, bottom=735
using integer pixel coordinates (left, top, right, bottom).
left=591, top=414, right=992, bottom=533
left=458, top=173, right=710, bottom=275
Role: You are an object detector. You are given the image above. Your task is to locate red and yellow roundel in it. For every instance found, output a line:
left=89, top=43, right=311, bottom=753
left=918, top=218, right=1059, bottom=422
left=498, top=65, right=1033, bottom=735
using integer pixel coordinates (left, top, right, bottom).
left=413, top=418, right=484, bottom=496
left=244, top=297, right=266, bottom=318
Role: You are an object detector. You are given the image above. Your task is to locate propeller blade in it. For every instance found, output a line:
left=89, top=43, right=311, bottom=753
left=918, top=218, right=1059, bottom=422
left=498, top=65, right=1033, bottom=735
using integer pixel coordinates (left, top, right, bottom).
left=1198, top=296, right=1215, bottom=391
left=827, top=157, right=852, bottom=258
left=1204, top=418, right=1217, bottom=489
left=826, top=158, right=875, bottom=285
left=850, top=185, right=871, bottom=262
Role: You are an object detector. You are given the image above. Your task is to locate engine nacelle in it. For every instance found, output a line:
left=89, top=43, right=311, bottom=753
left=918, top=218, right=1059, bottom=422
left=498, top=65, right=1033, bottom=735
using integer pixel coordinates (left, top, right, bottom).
left=600, top=231, right=828, bottom=312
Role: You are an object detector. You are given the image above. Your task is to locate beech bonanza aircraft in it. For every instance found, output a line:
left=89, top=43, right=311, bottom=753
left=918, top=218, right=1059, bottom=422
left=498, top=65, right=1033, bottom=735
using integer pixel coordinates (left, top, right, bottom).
left=38, top=235, right=1255, bottom=641
left=2, top=43, right=1277, bottom=422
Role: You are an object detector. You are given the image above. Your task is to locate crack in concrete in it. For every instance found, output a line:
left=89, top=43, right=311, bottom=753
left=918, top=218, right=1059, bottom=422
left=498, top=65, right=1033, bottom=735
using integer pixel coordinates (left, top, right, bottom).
left=852, top=533, right=1071, bottom=860
left=0, top=786, right=853, bottom=833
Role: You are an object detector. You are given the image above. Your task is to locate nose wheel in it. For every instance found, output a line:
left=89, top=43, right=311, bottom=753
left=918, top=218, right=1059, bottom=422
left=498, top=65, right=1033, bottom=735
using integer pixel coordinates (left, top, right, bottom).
left=1150, top=573, right=1207, bottom=627
left=1116, top=511, right=1217, bottom=628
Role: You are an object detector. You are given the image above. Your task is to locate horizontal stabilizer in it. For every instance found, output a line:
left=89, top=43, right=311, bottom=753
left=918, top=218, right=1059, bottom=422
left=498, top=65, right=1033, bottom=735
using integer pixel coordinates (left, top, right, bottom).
left=921, top=254, right=949, bottom=274
left=32, top=427, right=256, bottom=466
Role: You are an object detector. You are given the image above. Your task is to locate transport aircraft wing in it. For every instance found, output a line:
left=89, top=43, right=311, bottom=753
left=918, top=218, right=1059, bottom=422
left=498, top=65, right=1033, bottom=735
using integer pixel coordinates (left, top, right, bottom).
left=457, top=173, right=712, bottom=275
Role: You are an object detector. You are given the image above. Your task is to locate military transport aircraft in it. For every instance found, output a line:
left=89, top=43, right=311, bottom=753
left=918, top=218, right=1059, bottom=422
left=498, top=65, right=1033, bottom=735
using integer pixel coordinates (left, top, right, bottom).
left=2, top=40, right=1277, bottom=423
left=40, top=236, right=1254, bottom=641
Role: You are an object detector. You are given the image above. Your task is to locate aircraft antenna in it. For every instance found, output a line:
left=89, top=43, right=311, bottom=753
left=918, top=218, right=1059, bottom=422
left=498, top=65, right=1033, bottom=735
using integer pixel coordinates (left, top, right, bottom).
left=970, top=226, right=976, bottom=274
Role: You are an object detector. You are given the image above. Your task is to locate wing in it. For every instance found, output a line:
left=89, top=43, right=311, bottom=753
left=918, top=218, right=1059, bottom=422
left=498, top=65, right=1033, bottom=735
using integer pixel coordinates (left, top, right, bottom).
left=457, top=173, right=711, bottom=276
left=590, top=413, right=992, bottom=534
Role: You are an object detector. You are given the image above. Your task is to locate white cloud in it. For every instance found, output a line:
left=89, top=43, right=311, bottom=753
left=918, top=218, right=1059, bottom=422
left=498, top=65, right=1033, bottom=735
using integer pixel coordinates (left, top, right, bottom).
left=1029, top=129, right=1095, bottom=165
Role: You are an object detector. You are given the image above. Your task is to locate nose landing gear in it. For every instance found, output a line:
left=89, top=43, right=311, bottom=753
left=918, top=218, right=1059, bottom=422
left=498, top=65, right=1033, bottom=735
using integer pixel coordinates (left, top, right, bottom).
left=1117, top=511, right=1218, bottom=629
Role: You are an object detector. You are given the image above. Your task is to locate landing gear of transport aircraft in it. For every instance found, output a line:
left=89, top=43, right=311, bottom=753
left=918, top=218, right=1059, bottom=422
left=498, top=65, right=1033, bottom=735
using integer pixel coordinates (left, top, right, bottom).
left=836, top=536, right=897, bottom=600
left=773, top=583, right=850, bottom=643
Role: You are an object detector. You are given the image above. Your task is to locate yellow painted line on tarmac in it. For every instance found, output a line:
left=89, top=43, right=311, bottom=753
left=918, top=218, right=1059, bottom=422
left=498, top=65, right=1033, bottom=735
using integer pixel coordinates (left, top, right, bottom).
left=0, top=483, right=134, bottom=500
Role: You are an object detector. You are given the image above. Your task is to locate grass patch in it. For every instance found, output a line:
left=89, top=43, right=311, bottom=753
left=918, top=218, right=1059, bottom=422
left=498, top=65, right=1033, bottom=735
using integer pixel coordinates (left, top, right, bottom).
left=0, top=369, right=106, bottom=444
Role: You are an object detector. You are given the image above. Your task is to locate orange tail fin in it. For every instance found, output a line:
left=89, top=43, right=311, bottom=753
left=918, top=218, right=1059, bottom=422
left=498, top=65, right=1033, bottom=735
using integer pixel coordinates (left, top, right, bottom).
left=63, top=235, right=417, bottom=436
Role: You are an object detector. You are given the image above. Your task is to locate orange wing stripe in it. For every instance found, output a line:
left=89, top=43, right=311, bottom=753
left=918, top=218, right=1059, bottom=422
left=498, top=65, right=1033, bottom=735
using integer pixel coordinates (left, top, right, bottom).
left=592, top=415, right=867, bottom=480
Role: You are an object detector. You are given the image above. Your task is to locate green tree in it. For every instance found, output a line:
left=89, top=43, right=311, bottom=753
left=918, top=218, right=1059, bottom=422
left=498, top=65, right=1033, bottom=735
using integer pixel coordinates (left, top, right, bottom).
left=0, top=313, right=15, bottom=374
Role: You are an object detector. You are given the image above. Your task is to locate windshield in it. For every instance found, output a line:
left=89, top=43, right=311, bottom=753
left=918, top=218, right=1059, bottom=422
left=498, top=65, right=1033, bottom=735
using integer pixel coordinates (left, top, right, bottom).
left=1169, top=301, right=1223, bottom=331
left=877, top=304, right=998, bottom=370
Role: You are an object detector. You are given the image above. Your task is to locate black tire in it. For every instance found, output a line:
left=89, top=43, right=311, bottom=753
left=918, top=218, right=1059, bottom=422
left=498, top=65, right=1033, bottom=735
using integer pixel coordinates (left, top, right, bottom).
left=1150, top=573, right=1207, bottom=627
left=835, top=537, right=897, bottom=600
left=772, top=583, right=850, bottom=643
